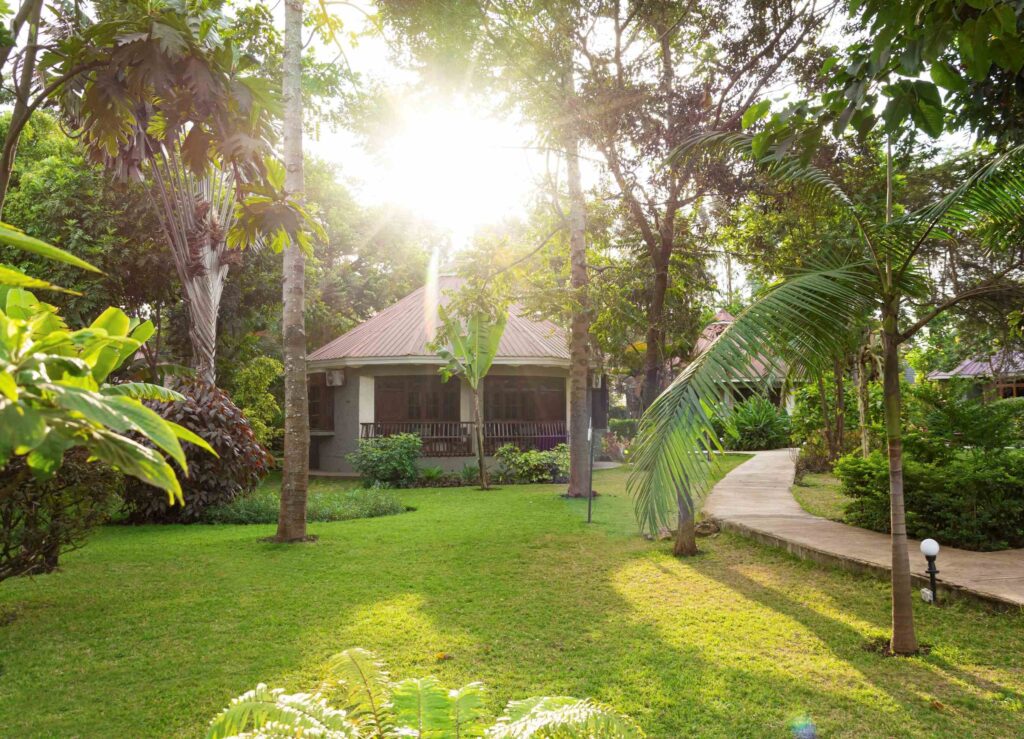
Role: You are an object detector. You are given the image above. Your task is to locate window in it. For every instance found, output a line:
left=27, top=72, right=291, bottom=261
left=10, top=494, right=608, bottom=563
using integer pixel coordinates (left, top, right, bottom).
left=308, top=373, right=334, bottom=431
left=375, top=375, right=460, bottom=422
left=484, top=377, right=566, bottom=421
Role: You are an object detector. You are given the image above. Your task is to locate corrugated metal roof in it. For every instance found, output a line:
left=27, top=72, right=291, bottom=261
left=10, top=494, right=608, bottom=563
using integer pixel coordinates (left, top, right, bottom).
left=309, top=275, right=569, bottom=364
left=693, top=310, right=781, bottom=381
left=927, top=349, right=1024, bottom=380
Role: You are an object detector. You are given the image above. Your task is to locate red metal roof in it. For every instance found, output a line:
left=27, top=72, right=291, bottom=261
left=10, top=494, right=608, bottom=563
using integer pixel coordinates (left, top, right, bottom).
left=693, top=310, right=780, bottom=381
left=309, top=275, right=569, bottom=364
left=927, top=350, right=1024, bottom=380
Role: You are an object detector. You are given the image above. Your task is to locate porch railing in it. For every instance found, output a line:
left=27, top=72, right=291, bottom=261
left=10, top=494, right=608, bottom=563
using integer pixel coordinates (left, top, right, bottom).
left=483, top=420, right=567, bottom=455
left=360, top=421, right=473, bottom=457
left=359, top=420, right=568, bottom=457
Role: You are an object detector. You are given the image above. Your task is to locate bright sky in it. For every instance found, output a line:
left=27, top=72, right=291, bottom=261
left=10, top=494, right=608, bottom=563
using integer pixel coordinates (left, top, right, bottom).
left=307, top=8, right=547, bottom=249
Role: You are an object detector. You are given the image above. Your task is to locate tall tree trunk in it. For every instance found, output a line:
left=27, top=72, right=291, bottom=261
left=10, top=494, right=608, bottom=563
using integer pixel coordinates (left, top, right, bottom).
left=642, top=257, right=668, bottom=410
left=882, top=304, right=918, bottom=655
left=833, top=357, right=846, bottom=458
left=473, top=388, right=488, bottom=490
left=564, top=75, right=591, bottom=499
left=816, top=376, right=835, bottom=463
left=856, top=347, right=871, bottom=457
left=275, top=0, right=310, bottom=542
left=674, top=496, right=697, bottom=557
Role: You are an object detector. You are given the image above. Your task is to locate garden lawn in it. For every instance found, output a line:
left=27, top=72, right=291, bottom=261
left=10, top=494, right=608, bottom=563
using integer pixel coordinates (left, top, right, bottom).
left=2, top=455, right=1023, bottom=737
left=792, top=471, right=851, bottom=521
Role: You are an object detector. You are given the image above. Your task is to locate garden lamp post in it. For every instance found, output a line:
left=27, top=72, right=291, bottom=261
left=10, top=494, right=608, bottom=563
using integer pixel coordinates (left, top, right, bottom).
left=920, top=538, right=940, bottom=605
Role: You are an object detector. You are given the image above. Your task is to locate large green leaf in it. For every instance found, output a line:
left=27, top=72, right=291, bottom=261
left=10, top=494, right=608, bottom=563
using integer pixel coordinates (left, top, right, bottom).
left=0, top=222, right=101, bottom=273
left=87, top=430, right=183, bottom=503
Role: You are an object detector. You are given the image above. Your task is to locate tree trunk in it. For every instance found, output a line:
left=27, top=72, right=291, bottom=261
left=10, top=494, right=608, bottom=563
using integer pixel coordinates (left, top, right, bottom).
left=275, top=0, right=310, bottom=543
left=816, top=376, right=835, bottom=463
left=0, top=0, right=43, bottom=215
left=564, top=75, right=591, bottom=499
left=833, top=357, right=846, bottom=457
left=673, top=497, right=698, bottom=557
left=882, top=306, right=918, bottom=655
left=641, top=259, right=668, bottom=410
left=857, top=348, right=871, bottom=457
left=473, top=388, right=488, bottom=490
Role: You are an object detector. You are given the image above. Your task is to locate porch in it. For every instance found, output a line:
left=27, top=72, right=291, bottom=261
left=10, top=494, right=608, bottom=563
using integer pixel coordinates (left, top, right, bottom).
left=358, top=419, right=568, bottom=457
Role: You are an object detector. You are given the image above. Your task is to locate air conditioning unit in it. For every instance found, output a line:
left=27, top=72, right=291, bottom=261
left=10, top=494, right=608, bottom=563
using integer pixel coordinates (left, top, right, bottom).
left=326, top=369, right=346, bottom=387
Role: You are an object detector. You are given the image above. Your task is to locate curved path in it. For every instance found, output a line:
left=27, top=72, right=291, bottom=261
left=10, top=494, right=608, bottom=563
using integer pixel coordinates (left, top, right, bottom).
left=704, top=449, right=1024, bottom=609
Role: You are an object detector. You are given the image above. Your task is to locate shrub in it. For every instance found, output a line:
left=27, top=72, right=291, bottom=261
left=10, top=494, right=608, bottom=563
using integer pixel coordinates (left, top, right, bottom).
left=1, top=451, right=123, bottom=580
left=722, top=396, right=790, bottom=451
left=835, top=450, right=1024, bottom=551
left=121, top=378, right=272, bottom=523
left=495, top=443, right=570, bottom=484
left=459, top=462, right=480, bottom=485
left=608, top=417, right=639, bottom=439
left=230, top=357, right=284, bottom=449
left=347, top=433, right=422, bottom=488
left=417, top=465, right=445, bottom=486
left=201, top=486, right=404, bottom=525
left=600, top=432, right=629, bottom=462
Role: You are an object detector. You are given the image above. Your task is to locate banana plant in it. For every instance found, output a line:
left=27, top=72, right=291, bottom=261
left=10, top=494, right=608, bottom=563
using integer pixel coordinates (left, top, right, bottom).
left=207, top=647, right=643, bottom=738
left=629, top=136, right=1024, bottom=655
left=435, top=305, right=507, bottom=490
left=0, top=222, right=214, bottom=503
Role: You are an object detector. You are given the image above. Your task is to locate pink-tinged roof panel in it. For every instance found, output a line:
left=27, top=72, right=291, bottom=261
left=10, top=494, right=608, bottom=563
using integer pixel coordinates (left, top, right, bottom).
left=309, top=275, right=568, bottom=364
left=926, top=349, right=1024, bottom=380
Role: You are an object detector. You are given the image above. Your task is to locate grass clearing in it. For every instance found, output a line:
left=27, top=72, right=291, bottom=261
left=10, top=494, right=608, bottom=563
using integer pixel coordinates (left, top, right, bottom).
left=792, top=471, right=852, bottom=521
left=2, top=454, right=1023, bottom=737
left=200, top=473, right=404, bottom=524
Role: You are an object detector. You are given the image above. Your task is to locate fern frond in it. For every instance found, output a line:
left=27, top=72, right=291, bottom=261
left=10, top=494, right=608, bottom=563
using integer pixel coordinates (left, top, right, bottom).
left=450, top=682, right=487, bottom=738
left=391, top=675, right=454, bottom=737
left=488, top=696, right=644, bottom=738
left=205, top=684, right=358, bottom=739
left=322, top=647, right=393, bottom=737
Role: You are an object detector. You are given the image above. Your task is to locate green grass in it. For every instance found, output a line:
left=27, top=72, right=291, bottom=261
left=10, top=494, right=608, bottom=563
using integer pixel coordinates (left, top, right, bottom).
left=200, top=474, right=403, bottom=524
left=2, top=454, right=1024, bottom=737
left=792, top=472, right=852, bottom=521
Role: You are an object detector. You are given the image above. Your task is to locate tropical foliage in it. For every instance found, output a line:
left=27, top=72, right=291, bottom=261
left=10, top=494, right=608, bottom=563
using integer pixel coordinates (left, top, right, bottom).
left=435, top=304, right=508, bottom=490
left=719, top=396, right=790, bottom=451
left=0, top=223, right=213, bottom=503
left=347, top=434, right=423, bottom=489
left=630, top=137, right=1024, bottom=653
left=121, top=378, right=271, bottom=523
left=206, top=647, right=643, bottom=739
left=494, top=443, right=570, bottom=484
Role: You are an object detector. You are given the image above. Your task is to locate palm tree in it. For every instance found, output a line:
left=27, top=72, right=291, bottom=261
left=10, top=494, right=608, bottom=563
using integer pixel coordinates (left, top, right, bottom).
left=629, top=138, right=1024, bottom=655
left=276, top=0, right=310, bottom=542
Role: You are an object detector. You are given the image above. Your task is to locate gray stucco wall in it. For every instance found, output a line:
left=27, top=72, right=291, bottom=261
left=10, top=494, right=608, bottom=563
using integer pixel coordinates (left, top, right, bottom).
left=310, top=363, right=570, bottom=476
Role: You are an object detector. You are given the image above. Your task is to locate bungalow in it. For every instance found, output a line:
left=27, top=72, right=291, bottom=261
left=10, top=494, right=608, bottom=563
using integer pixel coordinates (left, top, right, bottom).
left=694, top=310, right=789, bottom=407
left=306, top=275, right=589, bottom=475
left=927, top=349, right=1024, bottom=399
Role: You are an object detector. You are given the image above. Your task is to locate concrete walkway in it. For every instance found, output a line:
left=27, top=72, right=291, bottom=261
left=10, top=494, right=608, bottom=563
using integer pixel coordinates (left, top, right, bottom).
left=704, top=449, right=1024, bottom=609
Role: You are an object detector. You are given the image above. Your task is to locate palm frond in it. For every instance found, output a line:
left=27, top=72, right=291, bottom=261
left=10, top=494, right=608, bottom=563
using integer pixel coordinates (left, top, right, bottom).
left=488, top=696, right=644, bottom=738
left=628, top=256, right=878, bottom=534
left=874, top=145, right=1024, bottom=282
left=670, top=132, right=882, bottom=270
